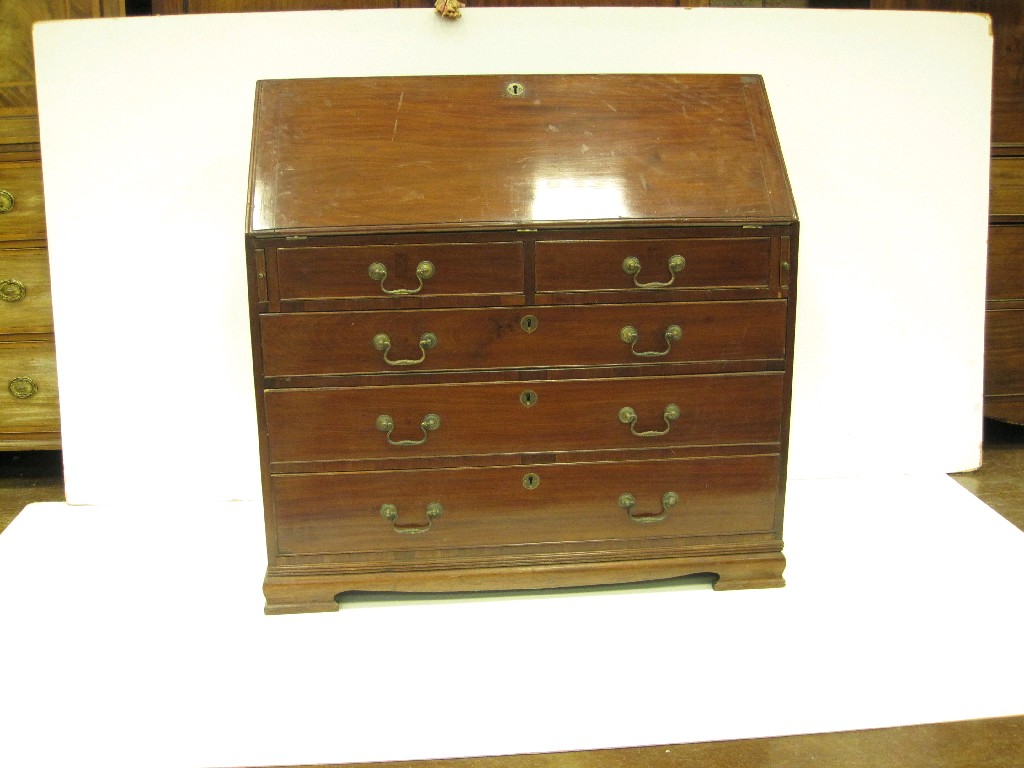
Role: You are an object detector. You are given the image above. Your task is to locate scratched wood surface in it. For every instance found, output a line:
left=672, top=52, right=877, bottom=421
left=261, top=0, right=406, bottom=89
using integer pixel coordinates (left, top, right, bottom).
left=247, top=74, right=797, bottom=235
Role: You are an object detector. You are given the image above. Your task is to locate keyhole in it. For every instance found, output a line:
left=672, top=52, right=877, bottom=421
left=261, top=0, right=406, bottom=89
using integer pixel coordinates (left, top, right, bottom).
left=506, top=82, right=525, bottom=97
left=520, top=390, right=538, bottom=408
left=520, top=315, right=538, bottom=333
left=522, top=473, right=540, bottom=490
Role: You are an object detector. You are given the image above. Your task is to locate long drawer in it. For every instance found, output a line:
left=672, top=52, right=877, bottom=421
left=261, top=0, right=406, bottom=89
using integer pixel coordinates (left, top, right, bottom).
left=991, top=157, right=1024, bottom=219
left=0, top=159, right=46, bottom=242
left=260, top=300, right=787, bottom=378
left=984, top=307, right=1024, bottom=396
left=0, top=340, right=60, bottom=434
left=265, top=372, right=784, bottom=465
left=272, top=453, right=781, bottom=557
left=988, top=226, right=1024, bottom=301
left=0, top=248, right=53, bottom=334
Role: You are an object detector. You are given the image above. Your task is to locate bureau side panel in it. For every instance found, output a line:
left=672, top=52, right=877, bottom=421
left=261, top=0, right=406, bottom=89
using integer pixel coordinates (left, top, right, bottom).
left=245, top=237, right=280, bottom=562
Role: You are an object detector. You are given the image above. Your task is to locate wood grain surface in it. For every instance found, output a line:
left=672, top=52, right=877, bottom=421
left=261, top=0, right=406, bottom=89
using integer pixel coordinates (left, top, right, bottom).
left=259, top=301, right=788, bottom=377
left=272, top=453, right=781, bottom=557
left=265, top=373, right=784, bottom=464
left=248, top=74, right=797, bottom=234
left=248, top=73, right=797, bottom=613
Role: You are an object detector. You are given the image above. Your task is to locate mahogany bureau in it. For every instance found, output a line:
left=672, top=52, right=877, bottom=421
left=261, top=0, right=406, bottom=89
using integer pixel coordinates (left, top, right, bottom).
left=245, top=74, right=799, bottom=614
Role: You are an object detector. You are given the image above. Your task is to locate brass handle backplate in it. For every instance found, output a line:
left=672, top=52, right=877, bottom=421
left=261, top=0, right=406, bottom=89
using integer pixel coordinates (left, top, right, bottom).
left=618, top=491, right=679, bottom=523
left=0, top=279, right=27, bottom=302
left=620, top=324, right=682, bottom=358
left=373, top=332, right=437, bottom=366
left=618, top=404, right=681, bottom=438
left=8, top=377, right=37, bottom=399
left=368, top=260, right=435, bottom=295
left=622, top=254, right=685, bottom=288
left=376, top=413, right=441, bottom=446
left=380, top=502, right=443, bottom=534
left=0, top=189, right=14, bottom=214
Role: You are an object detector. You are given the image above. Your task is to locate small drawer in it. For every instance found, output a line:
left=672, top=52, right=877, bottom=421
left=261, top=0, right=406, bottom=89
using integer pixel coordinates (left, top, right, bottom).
left=0, top=341, right=60, bottom=433
left=984, top=307, right=1024, bottom=397
left=0, top=248, right=53, bottom=334
left=259, top=300, right=787, bottom=378
left=265, top=372, right=784, bottom=465
left=988, top=226, right=1024, bottom=301
left=991, top=157, right=1024, bottom=219
left=274, top=241, right=525, bottom=308
left=271, top=453, right=781, bottom=558
left=0, top=160, right=46, bottom=242
left=535, top=236, right=771, bottom=299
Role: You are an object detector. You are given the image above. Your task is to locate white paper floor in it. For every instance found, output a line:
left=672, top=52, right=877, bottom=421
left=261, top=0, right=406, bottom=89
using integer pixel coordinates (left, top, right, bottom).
left=1, top=474, right=1022, bottom=768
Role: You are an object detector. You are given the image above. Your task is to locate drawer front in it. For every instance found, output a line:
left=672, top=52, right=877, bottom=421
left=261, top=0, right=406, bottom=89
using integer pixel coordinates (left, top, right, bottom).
left=0, top=341, right=60, bottom=433
left=988, top=226, right=1024, bottom=301
left=991, top=157, right=1024, bottom=218
left=272, top=454, right=781, bottom=557
left=535, top=236, right=771, bottom=297
left=260, top=300, right=787, bottom=378
left=984, top=307, right=1024, bottom=396
left=0, top=248, right=52, bottom=333
left=0, top=160, right=46, bottom=241
left=275, top=241, right=525, bottom=307
left=266, top=373, right=784, bottom=465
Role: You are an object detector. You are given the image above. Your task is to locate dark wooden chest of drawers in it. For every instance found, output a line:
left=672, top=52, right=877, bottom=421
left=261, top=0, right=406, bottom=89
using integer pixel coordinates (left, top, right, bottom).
left=0, top=144, right=61, bottom=449
left=246, top=74, right=798, bottom=614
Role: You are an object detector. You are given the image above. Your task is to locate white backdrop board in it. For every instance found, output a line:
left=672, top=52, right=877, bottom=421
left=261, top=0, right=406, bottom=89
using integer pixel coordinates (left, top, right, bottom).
left=33, top=8, right=991, bottom=503
left=1, top=476, right=1023, bottom=767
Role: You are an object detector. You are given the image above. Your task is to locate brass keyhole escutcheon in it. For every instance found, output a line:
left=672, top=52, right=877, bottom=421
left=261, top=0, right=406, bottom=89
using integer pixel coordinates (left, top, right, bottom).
left=522, top=473, right=540, bottom=490
left=520, top=389, right=538, bottom=408
left=520, top=315, right=539, bottom=334
left=506, top=82, right=525, bottom=97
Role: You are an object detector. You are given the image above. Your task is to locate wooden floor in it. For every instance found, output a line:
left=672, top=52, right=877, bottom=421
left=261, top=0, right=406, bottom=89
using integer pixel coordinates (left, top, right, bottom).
left=1, top=421, right=1022, bottom=767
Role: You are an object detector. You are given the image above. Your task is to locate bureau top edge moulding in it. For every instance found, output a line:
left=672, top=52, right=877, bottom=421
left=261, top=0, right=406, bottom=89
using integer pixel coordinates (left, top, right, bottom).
left=246, top=73, right=799, bottom=614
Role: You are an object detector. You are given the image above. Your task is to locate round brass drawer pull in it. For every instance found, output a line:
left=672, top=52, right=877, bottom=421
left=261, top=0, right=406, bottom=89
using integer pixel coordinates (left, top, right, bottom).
left=0, top=279, right=27, bottom=302
left=618, top=491, right=679, bottom=523
left=8, top=377, right=38, bottom=399
left=0, top=189, right=14, bottom=214
left=372, top=331, right=437, bottom=366
left=620, top=324, right=682, bottom=358
left=618, top=403, right=681, bottom=438
left=622, top=254, right=685, bottom=288
left=376, top=413, right=441, bottom=446
left=368, top=260, right=435, bottom=295
left=380, top=502, right=443, bottom=534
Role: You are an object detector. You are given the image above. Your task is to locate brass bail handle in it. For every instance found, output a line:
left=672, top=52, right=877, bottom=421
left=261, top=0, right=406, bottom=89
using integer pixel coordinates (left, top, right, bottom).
left=373, top=331, right=438, bottom=366
left=376, top=413, right=441, bottom=446
left=622, top=254, right=685, bottom=288
left=618, top=403, right=681, bottom=438
left=618, top=492, right=679, bottom=523
left=380, top=502, right=443, bottom=534
left=620, top=324, right=682, bottom=358
left=368, top=260, right=435, bottom=295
